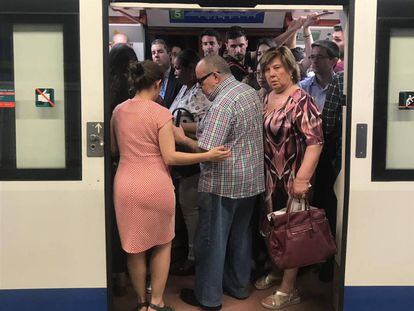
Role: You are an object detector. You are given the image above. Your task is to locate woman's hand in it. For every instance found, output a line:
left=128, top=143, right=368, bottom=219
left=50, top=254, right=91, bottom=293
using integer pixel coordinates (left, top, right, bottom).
left=206, top=146, right=231, bottom=162
left=290, top=178, right=311, bottom=198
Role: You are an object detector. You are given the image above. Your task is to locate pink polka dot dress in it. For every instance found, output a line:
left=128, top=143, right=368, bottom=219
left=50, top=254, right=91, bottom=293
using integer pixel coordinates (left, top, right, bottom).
left=111, top=98, right=175, bottom=253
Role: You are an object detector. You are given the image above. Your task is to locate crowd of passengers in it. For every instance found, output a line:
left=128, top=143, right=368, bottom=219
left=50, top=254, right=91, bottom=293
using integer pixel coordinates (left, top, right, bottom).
left=109, top=12, right=345, bottom=311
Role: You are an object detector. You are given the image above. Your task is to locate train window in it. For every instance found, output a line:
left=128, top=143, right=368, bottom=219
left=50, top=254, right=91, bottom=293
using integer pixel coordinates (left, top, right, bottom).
left=0, top=14, right=81, bottom=180
left=372, top=18, right=414, bottom=180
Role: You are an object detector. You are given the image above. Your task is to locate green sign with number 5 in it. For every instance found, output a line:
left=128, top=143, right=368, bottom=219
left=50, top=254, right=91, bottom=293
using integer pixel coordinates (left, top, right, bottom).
left=170, top=10, right=184, bottom=20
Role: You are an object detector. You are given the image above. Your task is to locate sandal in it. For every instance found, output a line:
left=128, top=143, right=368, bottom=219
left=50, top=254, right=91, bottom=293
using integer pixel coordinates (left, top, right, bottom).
left=261, top=289, right=301, bottom=310
left=148, top=302, right=174, bottom=311
left=254, top=272, right=281, bottom=290
left=136, top=301, right=148, bottom=311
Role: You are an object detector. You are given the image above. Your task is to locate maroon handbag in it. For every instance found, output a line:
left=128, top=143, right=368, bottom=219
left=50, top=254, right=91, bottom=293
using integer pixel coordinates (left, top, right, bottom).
left=266, top=198, right=337, bottom=269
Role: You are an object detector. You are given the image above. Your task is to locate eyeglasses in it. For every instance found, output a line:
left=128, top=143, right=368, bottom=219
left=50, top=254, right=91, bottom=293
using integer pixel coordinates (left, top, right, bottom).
left=308, top=55, right=330, bottom=61
left=197, top=71, right=220, bottom=85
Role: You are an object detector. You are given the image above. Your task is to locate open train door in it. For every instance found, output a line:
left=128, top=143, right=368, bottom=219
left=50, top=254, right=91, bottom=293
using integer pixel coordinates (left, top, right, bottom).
left=0, top=0, right=108, bottom=310
left=107, top=1, right=351, bottom=311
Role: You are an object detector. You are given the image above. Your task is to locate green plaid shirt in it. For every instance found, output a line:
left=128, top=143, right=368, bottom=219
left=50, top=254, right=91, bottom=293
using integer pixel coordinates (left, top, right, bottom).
left=197, top=76, right=265, bottom=199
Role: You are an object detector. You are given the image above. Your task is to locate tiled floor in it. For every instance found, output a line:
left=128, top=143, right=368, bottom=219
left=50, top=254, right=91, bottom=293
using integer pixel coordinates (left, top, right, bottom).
left=114, top=270, right=334, bottom=311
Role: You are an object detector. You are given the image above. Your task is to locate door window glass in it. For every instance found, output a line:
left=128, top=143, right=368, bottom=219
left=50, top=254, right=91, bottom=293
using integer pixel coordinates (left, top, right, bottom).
left=13, top=24, right=66, bottom=168
left=0, top=14, right=81, bottom=180
left=385, top=29, right=414, bottom=169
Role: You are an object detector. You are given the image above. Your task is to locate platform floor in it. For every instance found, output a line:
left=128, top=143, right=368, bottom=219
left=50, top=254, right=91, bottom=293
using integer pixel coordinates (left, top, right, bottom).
left=113, top=269, right=334, bottom=311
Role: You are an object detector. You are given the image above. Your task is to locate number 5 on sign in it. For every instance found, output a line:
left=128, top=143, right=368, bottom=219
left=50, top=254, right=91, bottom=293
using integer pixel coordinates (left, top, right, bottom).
left=170, top=9, right=184, bottom=20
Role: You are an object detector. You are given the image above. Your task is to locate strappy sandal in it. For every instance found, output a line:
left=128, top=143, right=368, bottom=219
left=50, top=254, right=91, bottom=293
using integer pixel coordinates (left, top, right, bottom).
left=254, top=272, right=281, bottom=290
left=148, top=302, right=174, bottom=311
left=261, top=289, right=301, bottom=310
left=136, top=301, right=148, bottom=311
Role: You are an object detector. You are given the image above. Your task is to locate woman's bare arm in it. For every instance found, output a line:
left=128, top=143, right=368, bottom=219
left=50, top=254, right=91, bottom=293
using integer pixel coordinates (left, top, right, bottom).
left=159, top=121, right=230, bottom=165
left=291, top=144, right=323, bottom=196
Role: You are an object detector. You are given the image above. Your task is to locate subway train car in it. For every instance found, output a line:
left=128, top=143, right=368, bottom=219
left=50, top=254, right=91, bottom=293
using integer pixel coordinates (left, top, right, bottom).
left=0, top=0, right=413, bottom=310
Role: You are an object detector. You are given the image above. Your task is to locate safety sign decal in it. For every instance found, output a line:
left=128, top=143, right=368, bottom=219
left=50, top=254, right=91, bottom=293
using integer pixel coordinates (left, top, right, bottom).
left=0, top=89, right=15, bottom=108
left=35, top=88, right=55, bottom=107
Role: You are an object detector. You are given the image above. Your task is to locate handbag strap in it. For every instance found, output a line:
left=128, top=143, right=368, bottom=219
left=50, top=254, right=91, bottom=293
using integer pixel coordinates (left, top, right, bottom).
left=286, top=197, right=313, bottom=230
left=171, top=107, right=195, bottom=121
left=286, top=197, right=310, bottom=213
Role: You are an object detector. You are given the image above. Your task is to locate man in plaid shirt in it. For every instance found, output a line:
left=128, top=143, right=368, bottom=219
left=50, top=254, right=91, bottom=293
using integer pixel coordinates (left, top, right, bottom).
left=175, top=55, right=264, bottom=310
left=322, top=71, right=345, bottom=175
left=312, top=71, right=345, bottom=282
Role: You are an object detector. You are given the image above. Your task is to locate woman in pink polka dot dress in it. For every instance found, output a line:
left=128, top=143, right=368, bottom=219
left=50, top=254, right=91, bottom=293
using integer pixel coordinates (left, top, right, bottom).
left=111, top=60, right=230, bottom=311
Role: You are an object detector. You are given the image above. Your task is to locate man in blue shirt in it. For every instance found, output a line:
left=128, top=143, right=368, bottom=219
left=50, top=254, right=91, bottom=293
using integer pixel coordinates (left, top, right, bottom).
left=299, top=40, right=339, bottom=111
left=302, top=42, right=341, bottom=283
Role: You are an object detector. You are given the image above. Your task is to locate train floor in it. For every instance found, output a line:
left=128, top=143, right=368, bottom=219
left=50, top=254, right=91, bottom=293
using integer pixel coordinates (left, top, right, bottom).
left=113, top=268, right=334, bottom=311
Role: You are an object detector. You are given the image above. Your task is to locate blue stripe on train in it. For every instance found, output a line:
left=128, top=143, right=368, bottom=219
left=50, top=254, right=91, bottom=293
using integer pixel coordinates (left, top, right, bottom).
left=344, top=286, right=414, bottom=310
left=0, top=288, right=107, bottom=311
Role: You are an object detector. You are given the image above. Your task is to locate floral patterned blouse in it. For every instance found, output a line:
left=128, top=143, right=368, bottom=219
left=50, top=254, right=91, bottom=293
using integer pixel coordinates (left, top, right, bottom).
left=169, top=84, right=211, bottom=123
left=263, top=88, right=323, bottom=214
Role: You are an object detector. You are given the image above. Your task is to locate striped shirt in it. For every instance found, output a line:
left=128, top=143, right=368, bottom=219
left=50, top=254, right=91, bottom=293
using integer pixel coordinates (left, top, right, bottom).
left=197, top=76, right=265, bottom=199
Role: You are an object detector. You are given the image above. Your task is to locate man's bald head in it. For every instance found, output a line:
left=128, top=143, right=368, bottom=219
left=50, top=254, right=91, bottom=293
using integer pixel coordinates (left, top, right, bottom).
left=196, top=55, right=232, bottom=97
left=197, top=55, right=231, bottom=76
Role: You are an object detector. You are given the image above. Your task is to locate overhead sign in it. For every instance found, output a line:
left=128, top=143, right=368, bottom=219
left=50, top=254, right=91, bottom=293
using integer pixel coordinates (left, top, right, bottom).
left=169, top=10, right=265, bottom=24
left=35, top=88, right=55, bottom=107
left=0, top=89, right=15, bottom=108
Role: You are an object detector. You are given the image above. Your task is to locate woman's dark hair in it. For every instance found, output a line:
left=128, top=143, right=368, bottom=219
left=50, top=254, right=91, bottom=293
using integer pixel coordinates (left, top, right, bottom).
left=128, top=60, right=164, bottom=94
left=290, top=47, right=305, bottom=62
left=175, top=49, right=200, bottom=68
left=256, top=38, right=277, bottom=52
left=259, top=46, right=301, bottom=84
left=241, top=72, right=260, bottom=90
left=109, top=44, right=138, bottom=111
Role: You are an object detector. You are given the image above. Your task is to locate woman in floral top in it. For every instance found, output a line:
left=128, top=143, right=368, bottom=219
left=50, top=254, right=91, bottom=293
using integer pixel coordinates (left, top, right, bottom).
left=258, top=46, right=324, bottom=310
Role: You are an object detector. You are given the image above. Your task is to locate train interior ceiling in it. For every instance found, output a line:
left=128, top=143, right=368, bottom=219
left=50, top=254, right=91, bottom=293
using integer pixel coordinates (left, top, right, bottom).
left=108, top=3, right=346, bottom=311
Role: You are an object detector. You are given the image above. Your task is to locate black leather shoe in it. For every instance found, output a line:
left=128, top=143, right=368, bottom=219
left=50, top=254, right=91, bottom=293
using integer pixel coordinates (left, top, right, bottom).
left=180, top=288, right=222, bottom=310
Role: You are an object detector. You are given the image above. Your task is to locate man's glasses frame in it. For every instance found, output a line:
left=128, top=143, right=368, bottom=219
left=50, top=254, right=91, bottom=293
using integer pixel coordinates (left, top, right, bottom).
left=308, top=55, right=330, bottom=61
left=197, top=71, right=220, bottom=85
